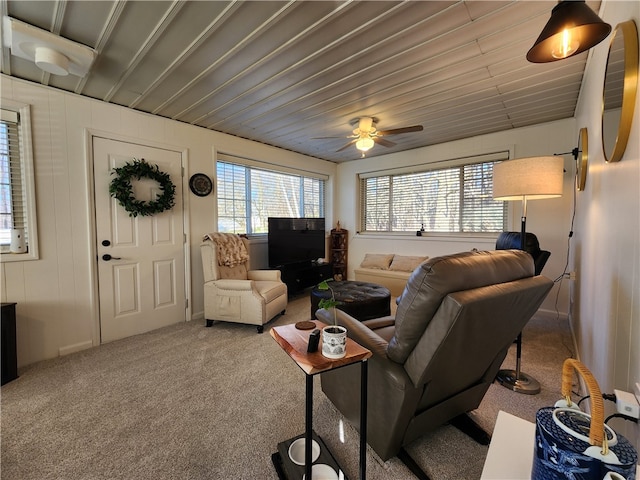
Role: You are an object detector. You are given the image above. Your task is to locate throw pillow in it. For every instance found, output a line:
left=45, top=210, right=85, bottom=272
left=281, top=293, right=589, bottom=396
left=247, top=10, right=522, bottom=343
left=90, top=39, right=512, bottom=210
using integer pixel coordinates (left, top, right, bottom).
left=389, top=255, right=429, bottom=272
left=360, top=253, right=395, bottom=270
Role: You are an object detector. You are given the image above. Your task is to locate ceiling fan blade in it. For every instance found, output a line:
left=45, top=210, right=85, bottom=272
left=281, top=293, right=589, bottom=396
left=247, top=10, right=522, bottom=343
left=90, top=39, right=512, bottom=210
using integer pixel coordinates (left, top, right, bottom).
left=374, top=137, right=396, bottom=148
left=312, top=135, right=352, bottom=139
left=336, top=139, right=357, bottom=152
left=377, top=125, right=423, bottom=136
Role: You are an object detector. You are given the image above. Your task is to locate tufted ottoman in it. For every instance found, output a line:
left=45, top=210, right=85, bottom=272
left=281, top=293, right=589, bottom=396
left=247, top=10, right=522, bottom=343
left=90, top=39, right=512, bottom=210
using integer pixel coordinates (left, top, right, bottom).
left=310, top=280, right=391, bottom=321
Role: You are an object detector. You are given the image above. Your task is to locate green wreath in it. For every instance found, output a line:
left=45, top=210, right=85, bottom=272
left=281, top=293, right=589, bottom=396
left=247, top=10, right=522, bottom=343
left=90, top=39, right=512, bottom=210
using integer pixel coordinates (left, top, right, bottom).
left=109, top=158, right=176, bottom=217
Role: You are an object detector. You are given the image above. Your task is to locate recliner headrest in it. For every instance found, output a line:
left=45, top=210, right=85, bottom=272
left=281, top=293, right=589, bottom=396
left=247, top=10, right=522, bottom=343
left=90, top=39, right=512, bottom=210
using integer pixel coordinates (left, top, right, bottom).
left=496, top=231, right=541, bottom=254
left=387, top=249, right=534, bottom=364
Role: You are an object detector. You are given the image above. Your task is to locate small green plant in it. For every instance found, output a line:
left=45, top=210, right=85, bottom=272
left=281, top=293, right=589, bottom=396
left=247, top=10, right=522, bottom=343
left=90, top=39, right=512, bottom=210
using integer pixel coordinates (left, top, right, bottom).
left=317, top=279, right=339, bottom=325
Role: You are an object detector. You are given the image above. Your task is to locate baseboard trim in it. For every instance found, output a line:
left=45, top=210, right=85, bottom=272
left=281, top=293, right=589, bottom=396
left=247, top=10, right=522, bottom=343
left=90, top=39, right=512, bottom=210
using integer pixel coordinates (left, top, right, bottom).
left=59, top=340, right=93, bottom=356
left=537, top=307, right=568, bottom=321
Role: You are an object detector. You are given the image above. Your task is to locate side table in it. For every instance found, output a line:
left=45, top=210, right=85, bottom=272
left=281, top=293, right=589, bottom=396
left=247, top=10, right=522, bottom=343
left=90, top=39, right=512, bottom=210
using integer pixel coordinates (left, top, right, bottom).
left=481, top=410, right=640, bottom=479
left=271, top=321, right=371, bottom=480
left=480, top=410, right=536, bottom=479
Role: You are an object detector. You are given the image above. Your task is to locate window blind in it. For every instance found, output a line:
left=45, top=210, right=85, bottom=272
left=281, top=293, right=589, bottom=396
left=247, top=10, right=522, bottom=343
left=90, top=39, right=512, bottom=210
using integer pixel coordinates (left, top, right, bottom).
left=0, top=108, right=27, bottom=246
left=216, top=158, right=325, bottom=234
left=360, top=153, right=508, bottom=234
left=462, top=162, right=506, bottom=232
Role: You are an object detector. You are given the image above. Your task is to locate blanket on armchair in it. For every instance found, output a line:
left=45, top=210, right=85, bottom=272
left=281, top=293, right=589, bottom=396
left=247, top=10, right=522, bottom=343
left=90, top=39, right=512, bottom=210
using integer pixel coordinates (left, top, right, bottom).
left=203, top=233, right=249, bottom=267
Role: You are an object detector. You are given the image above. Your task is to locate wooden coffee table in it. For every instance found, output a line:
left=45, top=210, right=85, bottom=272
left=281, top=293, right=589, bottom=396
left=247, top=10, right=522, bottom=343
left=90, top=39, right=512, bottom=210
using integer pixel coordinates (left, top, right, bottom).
left=270, top=321, right=371, bottom=480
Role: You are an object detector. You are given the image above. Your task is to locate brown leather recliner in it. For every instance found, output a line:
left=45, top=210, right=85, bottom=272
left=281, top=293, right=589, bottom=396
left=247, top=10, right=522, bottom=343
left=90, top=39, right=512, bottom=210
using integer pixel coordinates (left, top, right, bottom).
left=315, top=250, right=553, bottom=468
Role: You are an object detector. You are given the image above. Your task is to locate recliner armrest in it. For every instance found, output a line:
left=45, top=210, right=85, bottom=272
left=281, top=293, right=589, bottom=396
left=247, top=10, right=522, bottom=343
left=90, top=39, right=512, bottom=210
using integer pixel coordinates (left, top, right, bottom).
left=316, top=308, right=413, bottom=391
left=212, top=279, right=254, bottom=290
left=362, top=316, right=396, bottom=330
left=247, top=270, right=282, bottom=281
left=316, top=308, right=389, bottom=355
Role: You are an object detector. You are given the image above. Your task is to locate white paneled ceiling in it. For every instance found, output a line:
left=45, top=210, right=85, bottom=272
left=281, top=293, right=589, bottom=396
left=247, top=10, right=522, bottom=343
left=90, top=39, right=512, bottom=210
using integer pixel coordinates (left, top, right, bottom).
left=0, top=0, right=606, bottom=163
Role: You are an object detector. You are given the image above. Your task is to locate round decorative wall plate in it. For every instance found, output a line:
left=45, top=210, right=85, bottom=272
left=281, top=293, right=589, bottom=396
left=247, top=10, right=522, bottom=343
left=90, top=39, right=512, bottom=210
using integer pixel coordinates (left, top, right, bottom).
left=189, top=173, right=213, bottom=197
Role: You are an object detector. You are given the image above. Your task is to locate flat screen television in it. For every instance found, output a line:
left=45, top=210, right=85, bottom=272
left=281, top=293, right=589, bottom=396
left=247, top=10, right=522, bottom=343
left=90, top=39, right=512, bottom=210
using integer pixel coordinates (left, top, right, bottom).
left=268, top=217, right=325, bottom=268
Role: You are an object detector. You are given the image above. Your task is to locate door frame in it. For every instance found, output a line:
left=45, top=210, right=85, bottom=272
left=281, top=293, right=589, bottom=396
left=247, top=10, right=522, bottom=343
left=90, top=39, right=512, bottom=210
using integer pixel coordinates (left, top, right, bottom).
left=84, top=129, right=192, bottom=346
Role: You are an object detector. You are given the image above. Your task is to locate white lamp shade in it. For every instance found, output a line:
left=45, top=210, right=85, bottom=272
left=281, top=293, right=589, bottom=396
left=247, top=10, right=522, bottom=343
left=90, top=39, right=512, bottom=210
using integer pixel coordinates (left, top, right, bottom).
left=493, top=156, right=564, bottom=201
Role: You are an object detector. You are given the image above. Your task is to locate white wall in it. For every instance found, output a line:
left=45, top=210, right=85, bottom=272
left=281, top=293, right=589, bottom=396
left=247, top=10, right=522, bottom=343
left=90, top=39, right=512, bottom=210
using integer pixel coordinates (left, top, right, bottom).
left=572, top=0, right=640, bottom=452
left=0, top=75, right=336, bottom=367
left=336, top=118, right=577, bottom=314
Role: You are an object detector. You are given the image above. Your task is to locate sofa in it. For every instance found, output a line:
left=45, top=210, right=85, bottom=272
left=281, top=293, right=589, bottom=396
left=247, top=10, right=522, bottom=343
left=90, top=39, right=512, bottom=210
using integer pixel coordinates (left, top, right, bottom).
left=354, top=253, right=428, bottom=296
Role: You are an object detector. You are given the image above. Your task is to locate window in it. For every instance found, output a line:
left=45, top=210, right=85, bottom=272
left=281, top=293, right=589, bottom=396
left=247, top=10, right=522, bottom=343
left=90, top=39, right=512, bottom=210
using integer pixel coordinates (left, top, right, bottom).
left=0, top=102, right=38, bottom=259
left=216, top=156, right=325, bottom=234
left=360, top=153, right=508, bottom=234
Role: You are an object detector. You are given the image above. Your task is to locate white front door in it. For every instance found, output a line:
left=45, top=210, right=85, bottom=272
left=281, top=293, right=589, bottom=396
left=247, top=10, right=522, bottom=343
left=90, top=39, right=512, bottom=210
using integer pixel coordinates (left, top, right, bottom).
left=93, top=137, right=186, bottom=343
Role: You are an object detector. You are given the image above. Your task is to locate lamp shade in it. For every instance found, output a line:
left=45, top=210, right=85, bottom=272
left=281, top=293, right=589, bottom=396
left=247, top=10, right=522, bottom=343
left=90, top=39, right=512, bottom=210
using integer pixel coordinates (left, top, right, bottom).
left=527, top=0, right=611, bottom=63
left=493, top=156, right=564, bottom=201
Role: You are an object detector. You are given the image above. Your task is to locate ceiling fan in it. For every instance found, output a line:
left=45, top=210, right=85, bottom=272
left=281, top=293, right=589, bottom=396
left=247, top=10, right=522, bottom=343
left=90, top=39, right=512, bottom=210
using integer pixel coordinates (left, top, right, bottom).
left=315, top=117, right=423, bottom=156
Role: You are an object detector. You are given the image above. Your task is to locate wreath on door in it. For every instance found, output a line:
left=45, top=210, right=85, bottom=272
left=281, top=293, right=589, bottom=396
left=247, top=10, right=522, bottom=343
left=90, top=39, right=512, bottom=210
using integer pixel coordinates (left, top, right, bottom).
left=109, top=158, right=176, bottom=217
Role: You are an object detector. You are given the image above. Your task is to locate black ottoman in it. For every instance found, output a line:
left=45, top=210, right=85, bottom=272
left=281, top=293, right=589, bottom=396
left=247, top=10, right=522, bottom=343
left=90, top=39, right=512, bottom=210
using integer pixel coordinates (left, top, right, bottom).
left=310, top=280, right=391, bottom=321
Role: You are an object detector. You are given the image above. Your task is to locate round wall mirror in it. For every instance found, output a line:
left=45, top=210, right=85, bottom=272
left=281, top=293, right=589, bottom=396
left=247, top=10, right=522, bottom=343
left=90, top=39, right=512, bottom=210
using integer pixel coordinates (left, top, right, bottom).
left=576, top=127, right=588, bottom=191
left=601, top=20, right=638, bottom=163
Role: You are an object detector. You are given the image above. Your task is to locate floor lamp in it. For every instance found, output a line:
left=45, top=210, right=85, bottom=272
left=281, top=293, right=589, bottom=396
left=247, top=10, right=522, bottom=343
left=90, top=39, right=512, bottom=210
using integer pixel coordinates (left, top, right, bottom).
left=493, top=156, right=564, bottom=394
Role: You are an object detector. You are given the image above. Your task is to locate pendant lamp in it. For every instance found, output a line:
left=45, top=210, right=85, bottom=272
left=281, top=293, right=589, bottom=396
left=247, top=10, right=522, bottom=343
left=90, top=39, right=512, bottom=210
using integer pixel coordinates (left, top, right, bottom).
left=527, top=0, right=611, bottom=63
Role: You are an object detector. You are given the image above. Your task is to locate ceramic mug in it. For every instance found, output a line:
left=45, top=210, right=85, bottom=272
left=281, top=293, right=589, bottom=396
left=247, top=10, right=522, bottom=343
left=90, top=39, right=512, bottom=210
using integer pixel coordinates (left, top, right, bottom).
left=321, top=326, right=347, bottom=359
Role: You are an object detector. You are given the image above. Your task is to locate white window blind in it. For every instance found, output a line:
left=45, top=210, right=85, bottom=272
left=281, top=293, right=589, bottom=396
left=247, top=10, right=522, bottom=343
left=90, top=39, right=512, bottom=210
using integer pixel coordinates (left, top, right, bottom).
left=0, top=109, right=27, bottom=247
left=360, top=153, right=508, bottom=233
left=216, top=158, right=325, bottom=234
left=0, top=101, right=38, bottom=260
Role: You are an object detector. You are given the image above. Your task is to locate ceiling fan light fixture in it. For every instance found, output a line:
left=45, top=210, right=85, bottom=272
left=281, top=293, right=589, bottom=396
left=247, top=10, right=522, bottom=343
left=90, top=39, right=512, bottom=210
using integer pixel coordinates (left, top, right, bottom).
left=356, top=137, right=375, bottom=152
left=526, top=0, right=611, bottom=63
left=328, top=117, right=421, bottom=154
left=358, top=117, right=374, bottom=133
left=34, top=46, right=70, bottom=76
left=3, top=16, right=96, bottom=77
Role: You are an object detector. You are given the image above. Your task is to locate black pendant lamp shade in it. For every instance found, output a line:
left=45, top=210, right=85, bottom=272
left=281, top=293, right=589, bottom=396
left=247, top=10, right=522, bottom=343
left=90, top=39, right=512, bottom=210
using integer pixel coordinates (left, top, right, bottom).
left=527, top=0, right=611, bottom=63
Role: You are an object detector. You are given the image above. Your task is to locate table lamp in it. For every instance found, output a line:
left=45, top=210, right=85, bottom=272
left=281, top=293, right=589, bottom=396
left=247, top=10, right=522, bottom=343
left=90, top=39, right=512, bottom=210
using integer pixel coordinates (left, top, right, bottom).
left=493, top=156, right=564, bottom=394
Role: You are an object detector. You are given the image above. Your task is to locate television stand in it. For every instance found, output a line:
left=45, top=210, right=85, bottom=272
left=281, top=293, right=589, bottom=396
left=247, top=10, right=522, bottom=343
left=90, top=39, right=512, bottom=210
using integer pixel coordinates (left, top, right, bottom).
left=277, top=262, right=333, bottom=295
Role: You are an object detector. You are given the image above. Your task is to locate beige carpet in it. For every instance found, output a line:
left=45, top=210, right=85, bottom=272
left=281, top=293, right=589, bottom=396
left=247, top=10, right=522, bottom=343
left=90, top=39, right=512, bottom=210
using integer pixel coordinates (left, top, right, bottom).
left=0, top=293, right=574, bottom=480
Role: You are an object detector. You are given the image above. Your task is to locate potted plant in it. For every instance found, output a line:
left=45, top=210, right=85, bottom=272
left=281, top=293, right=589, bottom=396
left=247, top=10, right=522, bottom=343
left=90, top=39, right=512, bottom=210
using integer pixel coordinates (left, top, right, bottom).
left=317, top=279, right=347, bottom=359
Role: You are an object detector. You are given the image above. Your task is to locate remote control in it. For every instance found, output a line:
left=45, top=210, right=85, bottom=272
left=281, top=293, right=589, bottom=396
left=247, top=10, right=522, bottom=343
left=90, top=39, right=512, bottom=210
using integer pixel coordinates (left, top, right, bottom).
left=307, top=329, right=320, bottom=353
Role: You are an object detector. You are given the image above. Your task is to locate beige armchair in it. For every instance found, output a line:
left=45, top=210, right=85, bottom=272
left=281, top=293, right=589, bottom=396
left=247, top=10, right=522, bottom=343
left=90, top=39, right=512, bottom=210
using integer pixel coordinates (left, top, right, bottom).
left=200, top=233, right=287, bottom=333
left=315, top=249, right=553, bottom=475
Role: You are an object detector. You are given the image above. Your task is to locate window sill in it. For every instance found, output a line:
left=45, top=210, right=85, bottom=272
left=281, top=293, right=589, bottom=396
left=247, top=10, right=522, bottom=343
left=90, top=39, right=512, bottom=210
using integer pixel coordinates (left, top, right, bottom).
left=355, top=232, right=498, bottom=242
left=1, top=250, right=39, bottom=262
left=245, top=234, right=268, bottom=244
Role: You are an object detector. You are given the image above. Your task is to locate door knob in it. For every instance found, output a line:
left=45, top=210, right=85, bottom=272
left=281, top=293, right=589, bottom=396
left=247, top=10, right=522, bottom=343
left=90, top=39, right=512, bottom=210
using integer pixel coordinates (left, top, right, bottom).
left=102, top=254, right=122, bottom=261
left=102, top=240, right=111, bottom=246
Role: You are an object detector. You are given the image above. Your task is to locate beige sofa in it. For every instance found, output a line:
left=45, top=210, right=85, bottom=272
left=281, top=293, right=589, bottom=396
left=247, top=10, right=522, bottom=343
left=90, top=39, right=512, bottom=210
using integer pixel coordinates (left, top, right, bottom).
left=354, top=253, right=428, bottom=296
